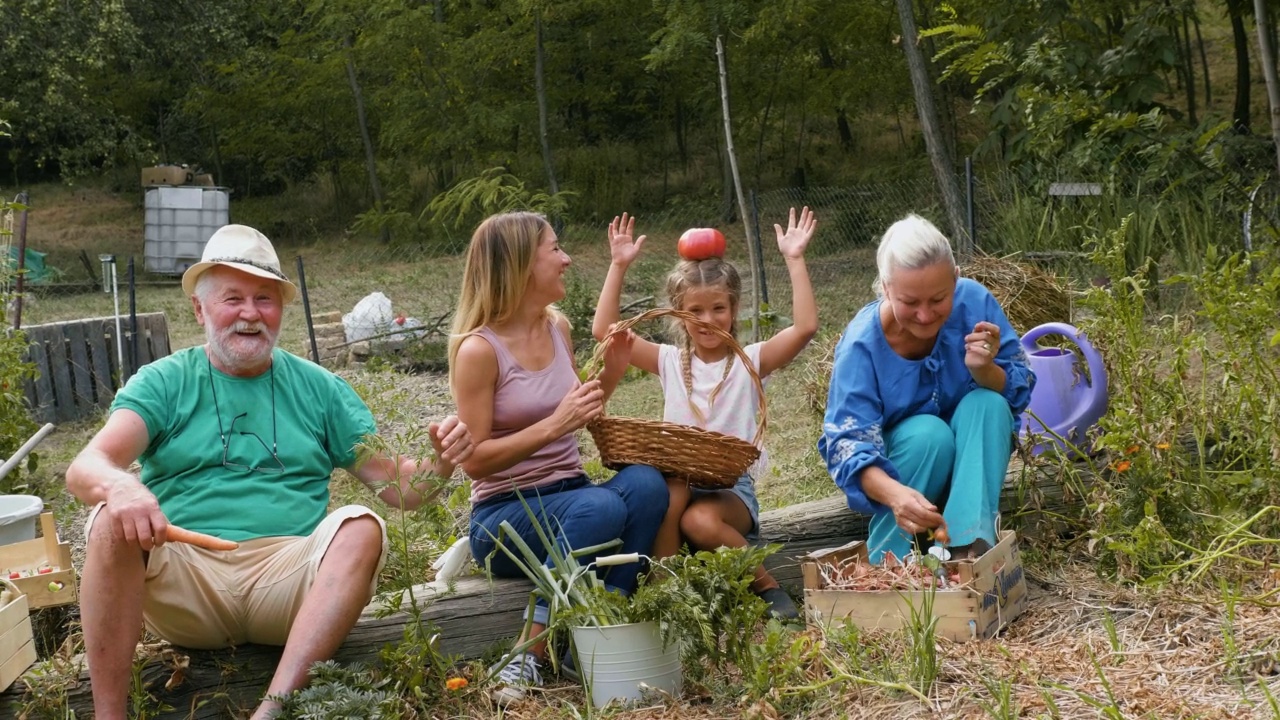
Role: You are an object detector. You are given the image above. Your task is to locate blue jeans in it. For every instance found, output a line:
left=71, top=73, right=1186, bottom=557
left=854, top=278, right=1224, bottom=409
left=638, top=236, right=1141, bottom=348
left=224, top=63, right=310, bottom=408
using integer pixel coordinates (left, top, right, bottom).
left=690, top=474, right=761, bottom=542
left=867, top=389, right=1013, bottom=564
left=469, top=465, right=668, bottom=624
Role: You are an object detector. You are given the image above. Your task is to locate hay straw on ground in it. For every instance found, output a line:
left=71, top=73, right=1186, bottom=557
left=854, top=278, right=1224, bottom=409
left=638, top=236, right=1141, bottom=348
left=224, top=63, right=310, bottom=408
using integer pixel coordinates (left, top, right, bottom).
left=487, top=560, right=1280, bottom=719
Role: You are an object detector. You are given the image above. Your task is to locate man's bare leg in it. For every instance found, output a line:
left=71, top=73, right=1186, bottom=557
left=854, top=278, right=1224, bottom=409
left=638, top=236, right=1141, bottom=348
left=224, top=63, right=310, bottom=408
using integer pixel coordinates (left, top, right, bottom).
left=251, top=516, right=383, bottom=719
left=81, top=521, right=147, bottom=720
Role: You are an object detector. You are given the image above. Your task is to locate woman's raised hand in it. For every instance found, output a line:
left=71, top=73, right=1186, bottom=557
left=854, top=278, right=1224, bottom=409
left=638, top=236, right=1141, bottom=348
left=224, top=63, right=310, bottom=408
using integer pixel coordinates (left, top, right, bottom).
left=552, top=379, right=605, bottom=435
left=774, top=206, right=816, bottom=260
left=963, top=321, right=1001, bottom=370
left=608, top=213, right=646, bottom=267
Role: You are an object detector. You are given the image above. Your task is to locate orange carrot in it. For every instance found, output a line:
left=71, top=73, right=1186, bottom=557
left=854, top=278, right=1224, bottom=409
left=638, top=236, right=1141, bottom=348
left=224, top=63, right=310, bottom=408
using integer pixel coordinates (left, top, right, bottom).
left=166, top=525, right=239, bottom=551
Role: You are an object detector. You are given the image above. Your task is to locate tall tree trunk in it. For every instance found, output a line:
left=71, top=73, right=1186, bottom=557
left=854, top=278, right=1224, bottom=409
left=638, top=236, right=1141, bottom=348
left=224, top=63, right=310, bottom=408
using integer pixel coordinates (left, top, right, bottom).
left=343, top=36, right=389, bottom=243
left=817, top=43, right=854, bottom=151
left=1193, top=13, right=1211, bottom=109
left=1228, top=0, right=1252, bottom=132
left=534, top=13, right=558, bottom=195
left=894, top=0, right=969, bottom=253
left=716, top=36, right=762, bottom=342
left=1179, top=10, right=1197, bottom=124
left=1255, top=0, right=1280, bottom=177
left=434, top=0, right=444, bottom=22
left=754, top=55, right=783, bottom=190
left=208, top=125, right=224, bottom=188
left=674, top=95, right=688, bottom=169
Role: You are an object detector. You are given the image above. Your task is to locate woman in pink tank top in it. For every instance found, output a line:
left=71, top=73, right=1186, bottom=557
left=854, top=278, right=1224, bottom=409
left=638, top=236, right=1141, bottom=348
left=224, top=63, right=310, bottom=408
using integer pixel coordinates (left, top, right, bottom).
left=448, top=212, right=668, bottom=707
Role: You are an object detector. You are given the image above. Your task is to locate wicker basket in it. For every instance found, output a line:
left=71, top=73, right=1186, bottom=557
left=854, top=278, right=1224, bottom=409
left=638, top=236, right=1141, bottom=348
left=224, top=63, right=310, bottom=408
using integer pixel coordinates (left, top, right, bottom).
left=585, top=308, right=766, bottom=490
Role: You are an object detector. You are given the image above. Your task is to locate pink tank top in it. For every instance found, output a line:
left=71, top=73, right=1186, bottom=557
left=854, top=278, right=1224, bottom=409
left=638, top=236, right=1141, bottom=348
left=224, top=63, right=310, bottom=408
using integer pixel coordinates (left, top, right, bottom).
left=469, top=321, right=584, bottom=505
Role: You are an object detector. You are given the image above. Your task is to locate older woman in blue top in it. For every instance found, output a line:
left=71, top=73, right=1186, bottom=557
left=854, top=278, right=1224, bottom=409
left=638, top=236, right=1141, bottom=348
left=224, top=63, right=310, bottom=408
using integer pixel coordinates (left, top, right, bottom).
left=819, top=214, right=1035, bottom=563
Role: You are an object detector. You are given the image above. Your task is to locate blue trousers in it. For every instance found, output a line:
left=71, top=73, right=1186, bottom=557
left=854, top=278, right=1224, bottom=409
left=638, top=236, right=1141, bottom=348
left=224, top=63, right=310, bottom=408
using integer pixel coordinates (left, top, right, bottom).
left=867, top=389, right=1013, bottom=564
left=470, top=465, right=668, bottom=624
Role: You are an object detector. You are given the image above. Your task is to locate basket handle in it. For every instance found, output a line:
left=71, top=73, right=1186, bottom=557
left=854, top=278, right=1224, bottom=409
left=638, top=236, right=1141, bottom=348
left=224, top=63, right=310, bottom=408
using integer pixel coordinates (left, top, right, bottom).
left=582, top=307, right=767, bottom=447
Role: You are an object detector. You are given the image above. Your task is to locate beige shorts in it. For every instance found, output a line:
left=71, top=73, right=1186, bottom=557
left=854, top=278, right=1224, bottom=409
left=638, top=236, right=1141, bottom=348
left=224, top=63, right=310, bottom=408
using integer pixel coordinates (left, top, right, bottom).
left=85, top=504, right=388, bottom=649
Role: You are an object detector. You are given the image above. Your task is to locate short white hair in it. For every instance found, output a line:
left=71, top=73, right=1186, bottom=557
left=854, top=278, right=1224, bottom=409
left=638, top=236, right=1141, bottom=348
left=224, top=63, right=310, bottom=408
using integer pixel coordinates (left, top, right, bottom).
left=874, top=214, right=955, bottom=295
left=193, top=266, right=221, bottom=302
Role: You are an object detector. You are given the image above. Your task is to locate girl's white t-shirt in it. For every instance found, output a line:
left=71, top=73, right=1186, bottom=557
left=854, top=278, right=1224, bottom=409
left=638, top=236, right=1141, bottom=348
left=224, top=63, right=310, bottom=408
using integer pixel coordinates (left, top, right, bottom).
left=657, top=342, right=769, bottom=479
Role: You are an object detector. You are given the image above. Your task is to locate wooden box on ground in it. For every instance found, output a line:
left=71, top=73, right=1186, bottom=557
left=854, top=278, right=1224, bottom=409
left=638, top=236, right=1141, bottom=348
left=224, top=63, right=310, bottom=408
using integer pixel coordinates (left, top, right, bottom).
left=0, top=579, right=36, bottom=691
left=802, top=530, right=1027, bottom=642
left=0, top=514, right=78, bottom=610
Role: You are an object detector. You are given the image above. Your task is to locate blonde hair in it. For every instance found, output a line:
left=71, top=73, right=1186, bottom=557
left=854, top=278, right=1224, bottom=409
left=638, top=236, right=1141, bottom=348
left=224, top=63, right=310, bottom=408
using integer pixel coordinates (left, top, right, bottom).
left=448, top=212, right=555, bottom=386
left=664, top=257, right=742, bottom=424
left=874, top=213, right=955, bottom=296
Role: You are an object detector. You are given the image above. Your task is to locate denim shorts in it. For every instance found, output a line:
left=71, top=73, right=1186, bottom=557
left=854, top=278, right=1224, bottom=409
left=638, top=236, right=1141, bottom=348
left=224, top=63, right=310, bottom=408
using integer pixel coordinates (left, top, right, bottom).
left=690, top=474, right=761, bottom=543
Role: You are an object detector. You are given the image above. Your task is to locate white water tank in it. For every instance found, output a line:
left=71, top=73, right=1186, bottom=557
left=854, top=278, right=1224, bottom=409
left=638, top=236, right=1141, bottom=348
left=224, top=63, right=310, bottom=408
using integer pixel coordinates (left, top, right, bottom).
left=143, top=186, right=230, bottom=275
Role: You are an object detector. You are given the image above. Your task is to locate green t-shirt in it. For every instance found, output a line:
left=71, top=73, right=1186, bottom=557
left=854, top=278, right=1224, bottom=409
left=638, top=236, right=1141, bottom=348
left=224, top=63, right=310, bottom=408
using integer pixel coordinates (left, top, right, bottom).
left=111, top=347, right=376, bottom=541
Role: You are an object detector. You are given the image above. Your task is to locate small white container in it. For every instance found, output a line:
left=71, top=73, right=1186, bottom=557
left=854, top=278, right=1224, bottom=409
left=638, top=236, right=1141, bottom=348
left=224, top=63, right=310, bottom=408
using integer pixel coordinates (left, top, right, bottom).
left=0, top=495, right=44, bottom=546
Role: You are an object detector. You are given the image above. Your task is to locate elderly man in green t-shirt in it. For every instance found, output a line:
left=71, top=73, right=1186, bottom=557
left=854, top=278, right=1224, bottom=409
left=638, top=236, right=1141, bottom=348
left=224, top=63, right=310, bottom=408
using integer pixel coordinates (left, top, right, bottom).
left=65, top=224, right=473, bottom=720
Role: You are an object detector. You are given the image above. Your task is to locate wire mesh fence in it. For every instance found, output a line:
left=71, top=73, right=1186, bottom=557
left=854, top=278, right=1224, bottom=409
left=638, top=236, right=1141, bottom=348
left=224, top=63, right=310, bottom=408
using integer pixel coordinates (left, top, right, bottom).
left=293, top=153, right=1277, bottom=364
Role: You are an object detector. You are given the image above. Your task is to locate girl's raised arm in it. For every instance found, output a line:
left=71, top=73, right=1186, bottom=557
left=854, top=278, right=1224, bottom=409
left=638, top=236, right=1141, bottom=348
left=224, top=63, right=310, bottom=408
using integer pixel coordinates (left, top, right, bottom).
left=759, top=206, right=818, bottom=377
left=592, top=212, right=660, bottom=375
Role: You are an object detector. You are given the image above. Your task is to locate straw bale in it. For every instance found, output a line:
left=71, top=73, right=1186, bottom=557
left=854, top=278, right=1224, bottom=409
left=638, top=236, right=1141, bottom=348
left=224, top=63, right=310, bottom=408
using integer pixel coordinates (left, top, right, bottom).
left=961, top=253, right=1074, bottom=334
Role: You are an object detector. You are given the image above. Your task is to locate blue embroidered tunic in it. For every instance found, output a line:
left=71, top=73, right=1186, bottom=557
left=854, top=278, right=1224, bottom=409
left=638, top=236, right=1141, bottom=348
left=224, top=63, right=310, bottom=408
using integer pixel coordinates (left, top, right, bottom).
left=818, top=278, right=1035, bottom=515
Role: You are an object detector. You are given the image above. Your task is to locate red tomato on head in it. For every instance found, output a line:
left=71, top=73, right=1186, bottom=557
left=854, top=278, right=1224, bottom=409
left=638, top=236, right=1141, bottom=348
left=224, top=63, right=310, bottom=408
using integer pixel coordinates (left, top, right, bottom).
left=677, top=228, right=726, bottom=261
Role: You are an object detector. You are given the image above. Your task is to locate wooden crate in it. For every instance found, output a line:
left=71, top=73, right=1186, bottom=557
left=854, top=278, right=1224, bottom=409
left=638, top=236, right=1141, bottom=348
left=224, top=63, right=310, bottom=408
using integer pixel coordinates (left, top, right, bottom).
left=0, top=514, right=78, bottom=610
left=802, top=530, right=1027, bottom=642
left=0, top=579, right=36, bottom=691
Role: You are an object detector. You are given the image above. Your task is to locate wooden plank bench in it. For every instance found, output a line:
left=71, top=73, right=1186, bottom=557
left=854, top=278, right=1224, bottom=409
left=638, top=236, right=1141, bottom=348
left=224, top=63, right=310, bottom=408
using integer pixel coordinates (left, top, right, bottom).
left=0, top=458, right=1074, bottom=718
left=21, top=313, right=171, bottom=424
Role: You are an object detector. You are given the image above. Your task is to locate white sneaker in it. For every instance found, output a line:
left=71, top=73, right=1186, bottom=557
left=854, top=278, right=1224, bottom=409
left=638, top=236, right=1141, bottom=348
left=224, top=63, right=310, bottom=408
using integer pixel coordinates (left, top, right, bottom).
left=490, top=652, right=543, bottom=707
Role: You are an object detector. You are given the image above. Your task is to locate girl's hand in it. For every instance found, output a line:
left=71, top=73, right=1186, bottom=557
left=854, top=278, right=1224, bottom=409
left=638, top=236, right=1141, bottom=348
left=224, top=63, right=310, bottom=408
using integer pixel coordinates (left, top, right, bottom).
left=601, top=326, right=636, bottom=378
left=964, top=321, right=1001, bottom=371
left=552, top=379, right=605, bottom=435
left=774, top=206, right=816, bottom=260
left=888, top=486, right=945, bottom=537
left=608, top=213, right=647, bottom=267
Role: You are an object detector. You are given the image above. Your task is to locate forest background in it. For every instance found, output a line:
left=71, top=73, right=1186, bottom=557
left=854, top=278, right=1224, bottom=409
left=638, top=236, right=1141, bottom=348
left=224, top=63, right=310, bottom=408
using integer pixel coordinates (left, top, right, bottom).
left=6, top=0, right=1280, bottom=245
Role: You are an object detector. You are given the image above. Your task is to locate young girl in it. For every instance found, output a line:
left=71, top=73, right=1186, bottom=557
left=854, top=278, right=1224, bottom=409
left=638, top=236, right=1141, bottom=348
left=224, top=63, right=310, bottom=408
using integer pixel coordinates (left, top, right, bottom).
left=592, top=208, right=818, bottom=619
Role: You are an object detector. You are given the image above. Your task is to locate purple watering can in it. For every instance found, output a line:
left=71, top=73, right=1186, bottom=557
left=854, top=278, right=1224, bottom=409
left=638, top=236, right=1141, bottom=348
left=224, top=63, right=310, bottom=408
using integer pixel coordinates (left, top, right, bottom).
left=1019, top=323, right=1109, bottom=457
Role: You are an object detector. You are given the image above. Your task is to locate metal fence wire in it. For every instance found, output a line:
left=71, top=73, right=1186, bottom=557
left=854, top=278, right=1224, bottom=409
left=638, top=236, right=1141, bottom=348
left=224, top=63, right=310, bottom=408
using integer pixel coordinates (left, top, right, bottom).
left=228, top=157, right=1280, bottom=362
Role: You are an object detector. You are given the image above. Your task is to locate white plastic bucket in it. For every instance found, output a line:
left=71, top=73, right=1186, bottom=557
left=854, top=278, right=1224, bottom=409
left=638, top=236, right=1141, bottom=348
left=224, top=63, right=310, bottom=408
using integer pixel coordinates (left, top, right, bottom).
left=571, top=621, right=682, bottom=708
left=0, top=495, right=43, bottom=546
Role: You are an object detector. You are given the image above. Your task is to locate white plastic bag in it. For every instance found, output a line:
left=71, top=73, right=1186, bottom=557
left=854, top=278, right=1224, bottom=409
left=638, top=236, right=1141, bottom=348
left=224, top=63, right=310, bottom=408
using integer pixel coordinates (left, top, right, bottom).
left=342, top=291, right=394, bottom=343
left=431, top=537, right=473, bottom=582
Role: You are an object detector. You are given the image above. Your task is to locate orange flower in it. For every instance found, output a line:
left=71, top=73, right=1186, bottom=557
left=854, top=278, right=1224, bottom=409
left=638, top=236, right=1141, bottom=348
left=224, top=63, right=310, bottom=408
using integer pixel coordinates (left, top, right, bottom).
left=1156, top=442, right=1171, bottom=450
left=446, top=677, right=468, bottom=691
left=1114, top=460, right=1132, bottom=472
left=1124, top=444, right=1141, bottom=455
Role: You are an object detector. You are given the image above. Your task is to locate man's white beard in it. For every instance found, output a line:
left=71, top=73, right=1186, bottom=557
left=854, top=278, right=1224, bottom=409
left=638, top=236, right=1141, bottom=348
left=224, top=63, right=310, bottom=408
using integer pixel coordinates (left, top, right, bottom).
left=206, top=320, right=278, bottom=372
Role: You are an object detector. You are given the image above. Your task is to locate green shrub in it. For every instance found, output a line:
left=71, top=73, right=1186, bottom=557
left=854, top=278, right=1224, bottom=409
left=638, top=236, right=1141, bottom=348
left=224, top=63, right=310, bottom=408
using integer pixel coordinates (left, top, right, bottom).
left=1066, top=216, right=1280, bottom=583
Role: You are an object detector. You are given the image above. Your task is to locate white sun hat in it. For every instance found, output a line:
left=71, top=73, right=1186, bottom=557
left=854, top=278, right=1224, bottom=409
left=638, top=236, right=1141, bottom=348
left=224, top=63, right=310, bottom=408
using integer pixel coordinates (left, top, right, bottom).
left=180, top=224, right=298, bottom=304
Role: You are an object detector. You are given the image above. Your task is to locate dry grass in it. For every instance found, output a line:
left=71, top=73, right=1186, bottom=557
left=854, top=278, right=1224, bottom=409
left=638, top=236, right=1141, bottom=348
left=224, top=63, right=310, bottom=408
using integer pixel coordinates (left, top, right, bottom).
left=450, top=560, right=1280, bottom=719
